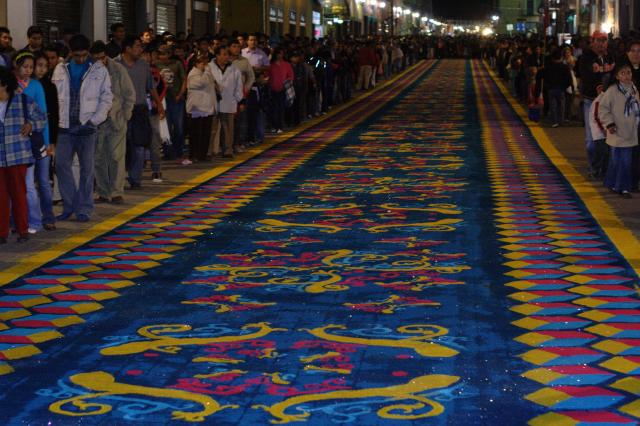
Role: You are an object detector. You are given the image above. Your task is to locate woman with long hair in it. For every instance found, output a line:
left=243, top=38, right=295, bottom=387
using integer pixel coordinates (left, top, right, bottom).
left=13, top=50, right=55, bottom=232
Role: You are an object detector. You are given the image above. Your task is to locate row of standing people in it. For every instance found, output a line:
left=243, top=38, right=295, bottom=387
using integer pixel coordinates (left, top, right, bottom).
left=492, top=31, right=640, bottom=198
left=0, top=24, right=421, bottom=244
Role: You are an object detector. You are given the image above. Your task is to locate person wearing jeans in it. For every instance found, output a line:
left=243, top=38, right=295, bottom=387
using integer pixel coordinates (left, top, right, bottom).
left=578, top=30, right=615, bottom=177
left=156, top=46, right=187, bottom=163
left=117, top=36, right=164, bottom=188
left=545, top=50, right=571, bottom=128
left=91, top=41, right=135, bottom=205
left=209, top=45, right=243, bottom=157
left=0, top=66, right=47, bottom=243
left=13, top=51, right=55, bottom=231
left=51, top=34, right=113, bottom=222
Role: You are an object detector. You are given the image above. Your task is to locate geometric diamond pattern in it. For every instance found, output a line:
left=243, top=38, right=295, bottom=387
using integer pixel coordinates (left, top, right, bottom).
left=476, top=60, right=639, bottom=424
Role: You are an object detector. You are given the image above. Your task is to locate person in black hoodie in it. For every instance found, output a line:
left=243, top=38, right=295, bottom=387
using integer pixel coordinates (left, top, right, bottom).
left=545, top=49, right=572, bottom=127
left=578, top=30, right=615, bottom=177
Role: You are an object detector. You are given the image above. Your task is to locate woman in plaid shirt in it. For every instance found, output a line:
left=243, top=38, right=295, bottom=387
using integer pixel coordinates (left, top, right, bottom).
left=0, top=66, right=47, bottom=243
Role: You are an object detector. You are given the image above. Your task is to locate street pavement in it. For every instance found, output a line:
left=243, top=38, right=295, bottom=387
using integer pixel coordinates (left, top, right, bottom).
left=1, top=59, right=639, bottom=425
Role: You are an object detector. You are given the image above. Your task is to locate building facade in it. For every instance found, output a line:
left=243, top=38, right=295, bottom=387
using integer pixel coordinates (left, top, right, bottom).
left=492, top=0, right=639, bottom=37
left=0, top=0, right=319, bottom=48
left=221, top=0, right=320, bottom=38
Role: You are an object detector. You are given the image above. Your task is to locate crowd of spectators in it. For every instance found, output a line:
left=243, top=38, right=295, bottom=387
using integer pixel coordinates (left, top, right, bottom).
left=486, top=31, right=640, bottom=198
left=0, top=23, right=429, bottom=243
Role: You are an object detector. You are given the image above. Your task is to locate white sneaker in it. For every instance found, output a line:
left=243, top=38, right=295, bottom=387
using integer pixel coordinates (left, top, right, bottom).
left=28, top=228, right=37, bottom=234
left=180, top=159, right=193, bottom=166
left=276, top=129, right=283, bottom=134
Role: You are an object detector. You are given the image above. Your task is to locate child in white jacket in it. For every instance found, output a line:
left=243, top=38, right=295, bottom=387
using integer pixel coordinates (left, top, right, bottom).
left=598, top=63, right=640, bottom=198
left=187, top=55, right=217, bottom=162
left=208, top=46, right=243, bottom=158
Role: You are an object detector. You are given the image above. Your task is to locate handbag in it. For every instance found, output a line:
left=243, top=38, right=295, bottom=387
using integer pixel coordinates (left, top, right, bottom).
left=21, top=94, right=46, bottom=160
left=284, top=79, right=295, bottom=107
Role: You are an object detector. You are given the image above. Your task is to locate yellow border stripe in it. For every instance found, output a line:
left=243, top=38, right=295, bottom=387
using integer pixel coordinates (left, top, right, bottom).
left=482, top=60, right=640, bottom=276
left=0, top=61, right=434, bottom=287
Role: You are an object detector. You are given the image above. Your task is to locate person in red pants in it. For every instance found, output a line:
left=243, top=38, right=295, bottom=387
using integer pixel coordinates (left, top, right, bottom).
left=0, top=66, right=47, bottom=243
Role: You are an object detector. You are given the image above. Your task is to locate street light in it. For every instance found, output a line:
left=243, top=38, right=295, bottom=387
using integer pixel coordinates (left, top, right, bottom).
left=491, top=15, right=499, bottom=22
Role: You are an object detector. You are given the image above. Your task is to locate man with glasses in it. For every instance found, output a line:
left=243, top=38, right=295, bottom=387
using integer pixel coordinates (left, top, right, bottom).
left=52, top=34, right=113, bottom=222
left=578, top=31, right=615, bottom=178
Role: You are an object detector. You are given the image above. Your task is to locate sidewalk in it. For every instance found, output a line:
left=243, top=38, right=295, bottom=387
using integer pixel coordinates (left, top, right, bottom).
left=532, top=119, right=640, bottom=241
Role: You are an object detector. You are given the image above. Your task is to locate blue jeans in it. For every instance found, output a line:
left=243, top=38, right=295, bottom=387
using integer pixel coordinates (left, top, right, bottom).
left=26, top=165, right=42, bottom=230
left=34, top=156, right=54, bottom=225
left=583, top=98, right=595, bottom=172
left=57, top=126, right=97, bottom=217
left=126, top=145, right=145, bottom=186
left=166, top=98, right=185, bottom=159
left=548, top=88, right=565, bottom=125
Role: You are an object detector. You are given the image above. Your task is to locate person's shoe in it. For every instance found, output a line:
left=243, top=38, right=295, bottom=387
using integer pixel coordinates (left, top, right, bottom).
left=551, top=123, right=559, bottom=128
left=17, top=233, right=29, bottom=243
left=276, top=129, right=283, bottom=134
left=236, top=145, right=246, bottom=153
left=129, top=182, right=141, bottom=190
left=180, top=159, right=193, bottom=166
left=56, top=212, right=73, bottom=221
left=223, top=151, right=234, bottom=158
left=111, top=196, right=124, bottom=205
left=43, top=223, right=56, bottom=231
left=621, top=191, right=632, bottom=199
left=76, top=214, right=90, bottom=222
left=152, top=172, right=163, bottom=183
left=27, top=228, right=37, bottom=234
left=95, top=196, right=110, bottom=204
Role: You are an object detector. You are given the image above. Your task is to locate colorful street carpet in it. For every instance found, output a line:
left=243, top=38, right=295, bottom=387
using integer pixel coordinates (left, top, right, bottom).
left=1, top=59, right=640, bottom=425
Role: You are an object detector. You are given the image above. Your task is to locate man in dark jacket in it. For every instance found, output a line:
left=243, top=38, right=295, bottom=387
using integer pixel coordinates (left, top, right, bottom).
left=578, top=30, right=615, bottom=177
left=106, top=23, right=126, bottom=58
left=545, top=49, right=572, bottom=127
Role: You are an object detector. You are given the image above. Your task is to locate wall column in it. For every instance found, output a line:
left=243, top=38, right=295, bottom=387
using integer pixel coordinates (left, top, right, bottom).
left=7, top=0, right=33, bottom=48
left=93, top=0, right=107, bottom=41
left=147, top=0, right=155, bottom=29
left=0, top=0, right=7, bottom=26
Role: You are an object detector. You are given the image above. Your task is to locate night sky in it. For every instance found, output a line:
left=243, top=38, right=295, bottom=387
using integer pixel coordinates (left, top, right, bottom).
left=432, top=0, right=493, bottom=20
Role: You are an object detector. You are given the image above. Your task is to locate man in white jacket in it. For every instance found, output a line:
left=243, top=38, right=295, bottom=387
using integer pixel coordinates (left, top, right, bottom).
left=52, top=34, right=113, bottom=222
left=209, top=45, right=244, bottom=158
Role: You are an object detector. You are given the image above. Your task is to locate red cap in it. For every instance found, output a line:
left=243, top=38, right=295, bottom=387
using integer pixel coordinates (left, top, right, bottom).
left=591, top=30, right=608, bottom=40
